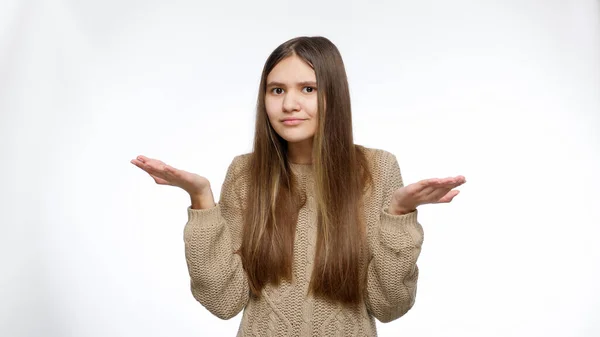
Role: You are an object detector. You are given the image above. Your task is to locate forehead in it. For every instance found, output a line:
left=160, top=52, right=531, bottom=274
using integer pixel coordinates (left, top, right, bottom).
left=267, top=55, right=316, bottom=83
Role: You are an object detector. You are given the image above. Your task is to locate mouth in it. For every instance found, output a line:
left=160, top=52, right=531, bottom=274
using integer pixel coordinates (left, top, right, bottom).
left=282, top=118, right=305, bottom=126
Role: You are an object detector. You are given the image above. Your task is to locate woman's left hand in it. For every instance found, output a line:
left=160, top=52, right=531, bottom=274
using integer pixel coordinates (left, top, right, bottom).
left=390, top=176, right=467, bottom=215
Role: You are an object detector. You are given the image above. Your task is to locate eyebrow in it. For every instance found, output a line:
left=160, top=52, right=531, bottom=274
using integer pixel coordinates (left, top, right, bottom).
left=266, top=81, right=317, bottom=88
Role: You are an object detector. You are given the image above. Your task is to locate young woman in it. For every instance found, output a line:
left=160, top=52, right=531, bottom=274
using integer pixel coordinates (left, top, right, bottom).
left=131, top=36, right=466, bottom=336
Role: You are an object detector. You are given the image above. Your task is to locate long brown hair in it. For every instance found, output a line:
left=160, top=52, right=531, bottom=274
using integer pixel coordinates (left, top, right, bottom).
left=238, top=36, right=373, bottom=306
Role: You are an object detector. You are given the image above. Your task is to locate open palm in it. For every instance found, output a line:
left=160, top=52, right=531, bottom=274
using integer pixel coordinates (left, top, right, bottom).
left=392, top=175, right=466, bottom=212
left=130, top=155, right=210, bottom=195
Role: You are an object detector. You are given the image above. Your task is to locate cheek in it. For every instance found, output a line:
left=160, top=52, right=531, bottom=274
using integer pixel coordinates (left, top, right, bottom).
left=305, top=96, right=319, bottom=118
left=264, top=98, right=278, bottom=119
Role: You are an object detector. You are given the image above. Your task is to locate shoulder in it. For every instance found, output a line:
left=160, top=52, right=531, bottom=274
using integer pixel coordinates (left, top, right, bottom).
left=355, top=144, right=398, bottom=172
left=220, top=153, right=253, bottom=205
left=227, top=147, right=399, bottom=180
left=219, top=153, right=252, bottom=191
left=230, top=147, right=396, bottom=166
left=225, top=152, right=252, bottom=176
left=356, top=145, right=403, bottom=195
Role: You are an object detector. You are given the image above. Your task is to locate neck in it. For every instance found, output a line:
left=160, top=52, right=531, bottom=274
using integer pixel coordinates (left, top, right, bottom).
left=287, top=138, right=313, bottom=164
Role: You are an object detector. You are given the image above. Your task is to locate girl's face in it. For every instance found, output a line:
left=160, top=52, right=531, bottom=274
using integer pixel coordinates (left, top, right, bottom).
left=265, top=55, right=319, bottom=146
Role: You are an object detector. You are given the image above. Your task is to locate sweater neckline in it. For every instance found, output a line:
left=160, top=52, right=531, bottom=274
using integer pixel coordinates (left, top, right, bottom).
left=289, top=162, right=313, bottom=174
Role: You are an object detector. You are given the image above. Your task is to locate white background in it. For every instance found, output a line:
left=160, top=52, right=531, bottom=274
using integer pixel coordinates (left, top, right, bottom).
left=1, top=0, right=599, bottom=336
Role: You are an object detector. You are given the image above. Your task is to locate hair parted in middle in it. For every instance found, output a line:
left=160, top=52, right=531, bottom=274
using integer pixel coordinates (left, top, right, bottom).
left=238, top=36, right=373, bottom=306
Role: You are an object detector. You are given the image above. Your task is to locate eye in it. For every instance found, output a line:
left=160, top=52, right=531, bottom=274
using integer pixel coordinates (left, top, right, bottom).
left=303, top=86, right=316, bottom=93
left=271, top=88, right=284, bottom=95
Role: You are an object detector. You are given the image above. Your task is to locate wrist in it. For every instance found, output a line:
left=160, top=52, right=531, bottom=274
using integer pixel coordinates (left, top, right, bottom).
left=389, top=204, right=415, bottom=215
left=190, top=187, right=215, bottom=209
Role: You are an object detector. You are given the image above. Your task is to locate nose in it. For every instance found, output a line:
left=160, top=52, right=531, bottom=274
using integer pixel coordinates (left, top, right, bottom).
left=282, top=91, right=300, bottom=113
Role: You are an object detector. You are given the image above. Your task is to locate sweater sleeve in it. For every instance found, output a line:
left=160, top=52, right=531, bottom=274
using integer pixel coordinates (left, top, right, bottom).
left=183, top=156, right=249, bottom=320
left=365, top=152, right=424, bottom=323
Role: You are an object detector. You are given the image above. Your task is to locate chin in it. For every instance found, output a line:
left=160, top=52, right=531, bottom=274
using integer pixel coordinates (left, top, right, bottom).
left=279, top=133, right=313, bottom=144
left=282, top=136, right=311, bottom=143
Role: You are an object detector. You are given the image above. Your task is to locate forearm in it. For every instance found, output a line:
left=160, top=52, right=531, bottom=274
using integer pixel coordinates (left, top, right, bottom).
left=184, top=206, right=249, bottom=319
left=366, top=210, right=423, bottom=323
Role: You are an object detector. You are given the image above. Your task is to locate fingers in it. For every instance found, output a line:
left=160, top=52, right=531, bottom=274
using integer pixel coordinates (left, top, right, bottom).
left=131, top=155, right=150, bottom=168
left=420, top=187, right=461, bottom=205
left=130, top=159, right=144, bottom=169
left=421, top=176, right=466, bottom=189
left=131, top=158, right=175, bottom=186
left=438, top=190, right=460, bottom=203
left=414, top=175, right=465, bottom=205
left=131, top=156, right=169, bottom=176
left=145, top=162, right=168, bottom=175
left=435, top=176, right=465, bottom=186
left=133, top=155, right=167, bottom=166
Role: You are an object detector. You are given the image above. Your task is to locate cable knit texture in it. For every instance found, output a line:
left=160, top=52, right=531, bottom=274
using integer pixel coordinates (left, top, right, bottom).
left=183, top=146, right=424, bottom=336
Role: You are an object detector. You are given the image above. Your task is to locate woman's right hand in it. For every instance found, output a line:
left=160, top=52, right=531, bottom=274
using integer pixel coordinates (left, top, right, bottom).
left=130, top=155, right=211, bottom=197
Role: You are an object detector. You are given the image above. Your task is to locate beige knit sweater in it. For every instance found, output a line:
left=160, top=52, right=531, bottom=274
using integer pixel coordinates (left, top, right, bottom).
left=183, top=147, right=424, bottom=336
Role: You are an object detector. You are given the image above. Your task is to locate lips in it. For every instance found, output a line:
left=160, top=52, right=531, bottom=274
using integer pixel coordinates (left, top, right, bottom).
left=282, top=118, right=305, bottom=126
